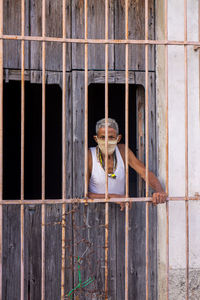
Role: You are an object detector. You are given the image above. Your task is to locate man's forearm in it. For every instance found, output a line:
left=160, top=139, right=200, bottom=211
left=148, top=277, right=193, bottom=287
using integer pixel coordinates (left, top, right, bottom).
left=88, top=192, right=125, bottom=199
left=88, top=192, right=106, bottom=199
left=149, top=171, right=164, bottom=192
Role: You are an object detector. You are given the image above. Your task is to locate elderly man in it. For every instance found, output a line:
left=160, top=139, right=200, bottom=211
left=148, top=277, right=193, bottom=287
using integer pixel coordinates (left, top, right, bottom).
left=88, top=118, right=167, bottom=207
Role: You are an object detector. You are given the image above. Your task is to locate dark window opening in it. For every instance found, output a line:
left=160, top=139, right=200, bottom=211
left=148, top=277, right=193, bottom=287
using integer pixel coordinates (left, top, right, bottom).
left=3, top=81, right=62, bottom=200
left=88, top=83, right=140, bottom=197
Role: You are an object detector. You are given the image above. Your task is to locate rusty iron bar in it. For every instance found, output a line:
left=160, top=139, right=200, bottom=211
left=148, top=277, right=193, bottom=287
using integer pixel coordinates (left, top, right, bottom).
left=145, top=0, right=149, bottom=299
left=105, top=0, right=109, bottom=199
left=0, top=0, right=3, bottom=298
left=184, top=0, right=189, bottom=298
left=104, top=1, right=109, bottom=299
left=199, top=0, right=200, bottom=126
left=165, top=0, right=169, bottom=298
left=2, top=34, right=200, bottom=46
left=125, top=0, right=129, bottom=299
left=20, top=0, right=25, bottom=299
left=41, top=0, right=46, bottom=299
left=84, top=0, right=88, bottom=199
left=61, top=0, right=67, bottom=299
left=0, top=197, right=199, bottom=205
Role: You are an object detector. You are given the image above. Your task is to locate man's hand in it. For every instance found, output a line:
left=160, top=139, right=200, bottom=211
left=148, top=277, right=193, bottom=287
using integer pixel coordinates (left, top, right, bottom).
left=152, top=192, right=167, bottom=205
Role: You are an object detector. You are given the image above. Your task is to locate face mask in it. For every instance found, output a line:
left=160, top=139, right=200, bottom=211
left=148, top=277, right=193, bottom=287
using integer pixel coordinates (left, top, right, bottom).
left=97, top=138, right=118, bottom=155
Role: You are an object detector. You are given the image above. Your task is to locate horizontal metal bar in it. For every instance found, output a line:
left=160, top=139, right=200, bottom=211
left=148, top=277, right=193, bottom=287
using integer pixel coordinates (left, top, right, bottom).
left=0, top=197, right=199, bottom=205
left=1, top=35, right=200, bottom=46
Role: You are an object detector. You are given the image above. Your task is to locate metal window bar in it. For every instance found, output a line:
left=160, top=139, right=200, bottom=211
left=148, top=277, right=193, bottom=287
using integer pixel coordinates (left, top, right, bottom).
left=125, top=0, right=129, bottom=299
left=20, top=0, right=25, bottom=299
left=145, top=1, right=149, bottom=299
left=2, top=35, right=200, bottom=46
left=184, top=0, right=189, bottom=299
left=104, top=1, right=109, bottom=299
left=0, top=0, right=3, bottom=298
left=0, top=1, right=199, bottom=299
left=61, top=0, right=67, bottom=299
left=41, top=0, right=46, bottom=299
left=0, top=196, right=199, bottom=205
left=165, top=0, right=169, bottom=299
left=199, top=0, right=200, bottom=125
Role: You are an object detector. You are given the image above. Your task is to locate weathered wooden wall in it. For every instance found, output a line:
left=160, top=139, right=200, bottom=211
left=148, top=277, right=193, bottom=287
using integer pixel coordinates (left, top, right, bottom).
left=2, top=1, right=156, bottom=299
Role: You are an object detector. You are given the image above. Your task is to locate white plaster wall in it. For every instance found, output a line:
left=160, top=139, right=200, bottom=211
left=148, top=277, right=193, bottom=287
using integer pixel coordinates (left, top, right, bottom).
left=156, top=0, right=200, bottom=298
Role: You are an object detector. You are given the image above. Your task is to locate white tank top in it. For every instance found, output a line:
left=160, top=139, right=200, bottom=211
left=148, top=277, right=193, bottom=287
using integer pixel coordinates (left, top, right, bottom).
left=89, top=146, right=125, bottom=195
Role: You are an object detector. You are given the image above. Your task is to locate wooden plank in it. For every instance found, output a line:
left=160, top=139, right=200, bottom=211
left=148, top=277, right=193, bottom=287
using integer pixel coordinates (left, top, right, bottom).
left=30, top=0, right=42, bottom=71
left=3, top=0, right=29, bottom=69
left=2, top=206, right=21, bottom=300
left=115, top=0, right=155, bottom=71
left=108, top=204, right=117, bottom=299
left=60, top=72, right=74, bottom=298
left=116, top=207, right=125, bottom=300
left=148, top=73, right=156, bottom=173
left=88, top=70, right=148, bottom=86
left=72, top=0, right=114, bottom=70
left=45, top=0, right=71, bottom=71
left=72, top=71, right=85, bottom=198
left=128, top=202, right=146, bottom=299
left=30, top=0, right=71, bottom=71
left=24, top=206, right=42, bottom=300
left=136, top=86, right=145, bottom=197
left=45, top=205, right=62, bottom=299
left=147, top=73, right=157, bottom=300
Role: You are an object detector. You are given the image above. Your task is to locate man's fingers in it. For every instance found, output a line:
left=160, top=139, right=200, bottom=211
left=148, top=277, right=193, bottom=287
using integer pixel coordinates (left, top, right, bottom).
left=152, top=193, right=157, bottom=205
left=152, top=192, right=167, bottom=205
left=120, top=202, right=125, bottom=211
left=160, top=194, right=164, bottom=203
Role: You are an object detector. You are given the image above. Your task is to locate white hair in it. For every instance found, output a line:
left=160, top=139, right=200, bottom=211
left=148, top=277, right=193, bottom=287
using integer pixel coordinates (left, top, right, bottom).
left=96, top=118, right=119, bottom=135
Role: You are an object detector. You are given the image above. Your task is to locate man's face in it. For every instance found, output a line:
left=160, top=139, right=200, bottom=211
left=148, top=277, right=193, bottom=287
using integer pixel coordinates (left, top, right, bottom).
left=94, top=127, right=122, bottom=151
left=94, top=127, right=121, bottom=155
left=95, top=127, right=118, bottom=142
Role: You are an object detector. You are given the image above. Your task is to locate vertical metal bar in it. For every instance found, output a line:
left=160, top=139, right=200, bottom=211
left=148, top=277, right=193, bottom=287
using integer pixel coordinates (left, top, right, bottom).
left=105, top=0, right=109, bottom=299
left=61, top=0, right=66, bottom=299
left=84, top=0, right=88, bottom=199
left=125, top=0, right=129, bottom=299
left=199, top=0, right=200, bottom=126
left=184, top=0, right=189, bottom=299
left=41, top=0, right=46, bottom=299
left=20, top=0, right=25, bottom=299
left=0, top=0, right=3, bottom=298
left=165, top=0, right=169, bottom=298
left=145, top=0, right=149, bottom=299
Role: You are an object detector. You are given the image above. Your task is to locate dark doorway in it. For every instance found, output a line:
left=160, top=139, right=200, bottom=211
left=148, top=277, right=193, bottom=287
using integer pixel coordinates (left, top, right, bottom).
left=88, top=83, right=138, bottom=196
left=3, top=81, right=62, bottom=200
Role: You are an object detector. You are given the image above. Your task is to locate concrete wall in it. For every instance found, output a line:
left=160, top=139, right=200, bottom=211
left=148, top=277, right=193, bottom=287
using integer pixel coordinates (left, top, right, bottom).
left=156, top=0, right=200, bottom=299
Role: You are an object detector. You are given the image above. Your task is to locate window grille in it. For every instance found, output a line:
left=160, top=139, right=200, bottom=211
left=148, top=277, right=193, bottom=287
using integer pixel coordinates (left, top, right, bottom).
left=0, top=0, right=199, bottom=299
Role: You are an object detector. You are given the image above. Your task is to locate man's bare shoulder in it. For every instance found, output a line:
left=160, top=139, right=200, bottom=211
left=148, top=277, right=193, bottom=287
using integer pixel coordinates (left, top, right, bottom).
left=117, top=143, right=125, bottom=152
left=88, top=148, right=92, bottom=175
left=118, top=144, right=138, bottom=163
left=88, top=148, right=92, bottom=161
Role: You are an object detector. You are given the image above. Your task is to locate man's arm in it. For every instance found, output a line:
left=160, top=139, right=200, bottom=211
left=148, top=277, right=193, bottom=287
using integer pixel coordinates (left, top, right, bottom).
left=128, top=149, right=164, bottom=192
left=118, top=144, right=167, bottom=204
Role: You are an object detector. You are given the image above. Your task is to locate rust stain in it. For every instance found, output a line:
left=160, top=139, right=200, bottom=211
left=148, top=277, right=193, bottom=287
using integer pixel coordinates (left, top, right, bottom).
left=76, top=0, right=84, bottom=24
left=120, top=0, right=131, bottom=9
left=77, top=0, right=84, bottom=10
